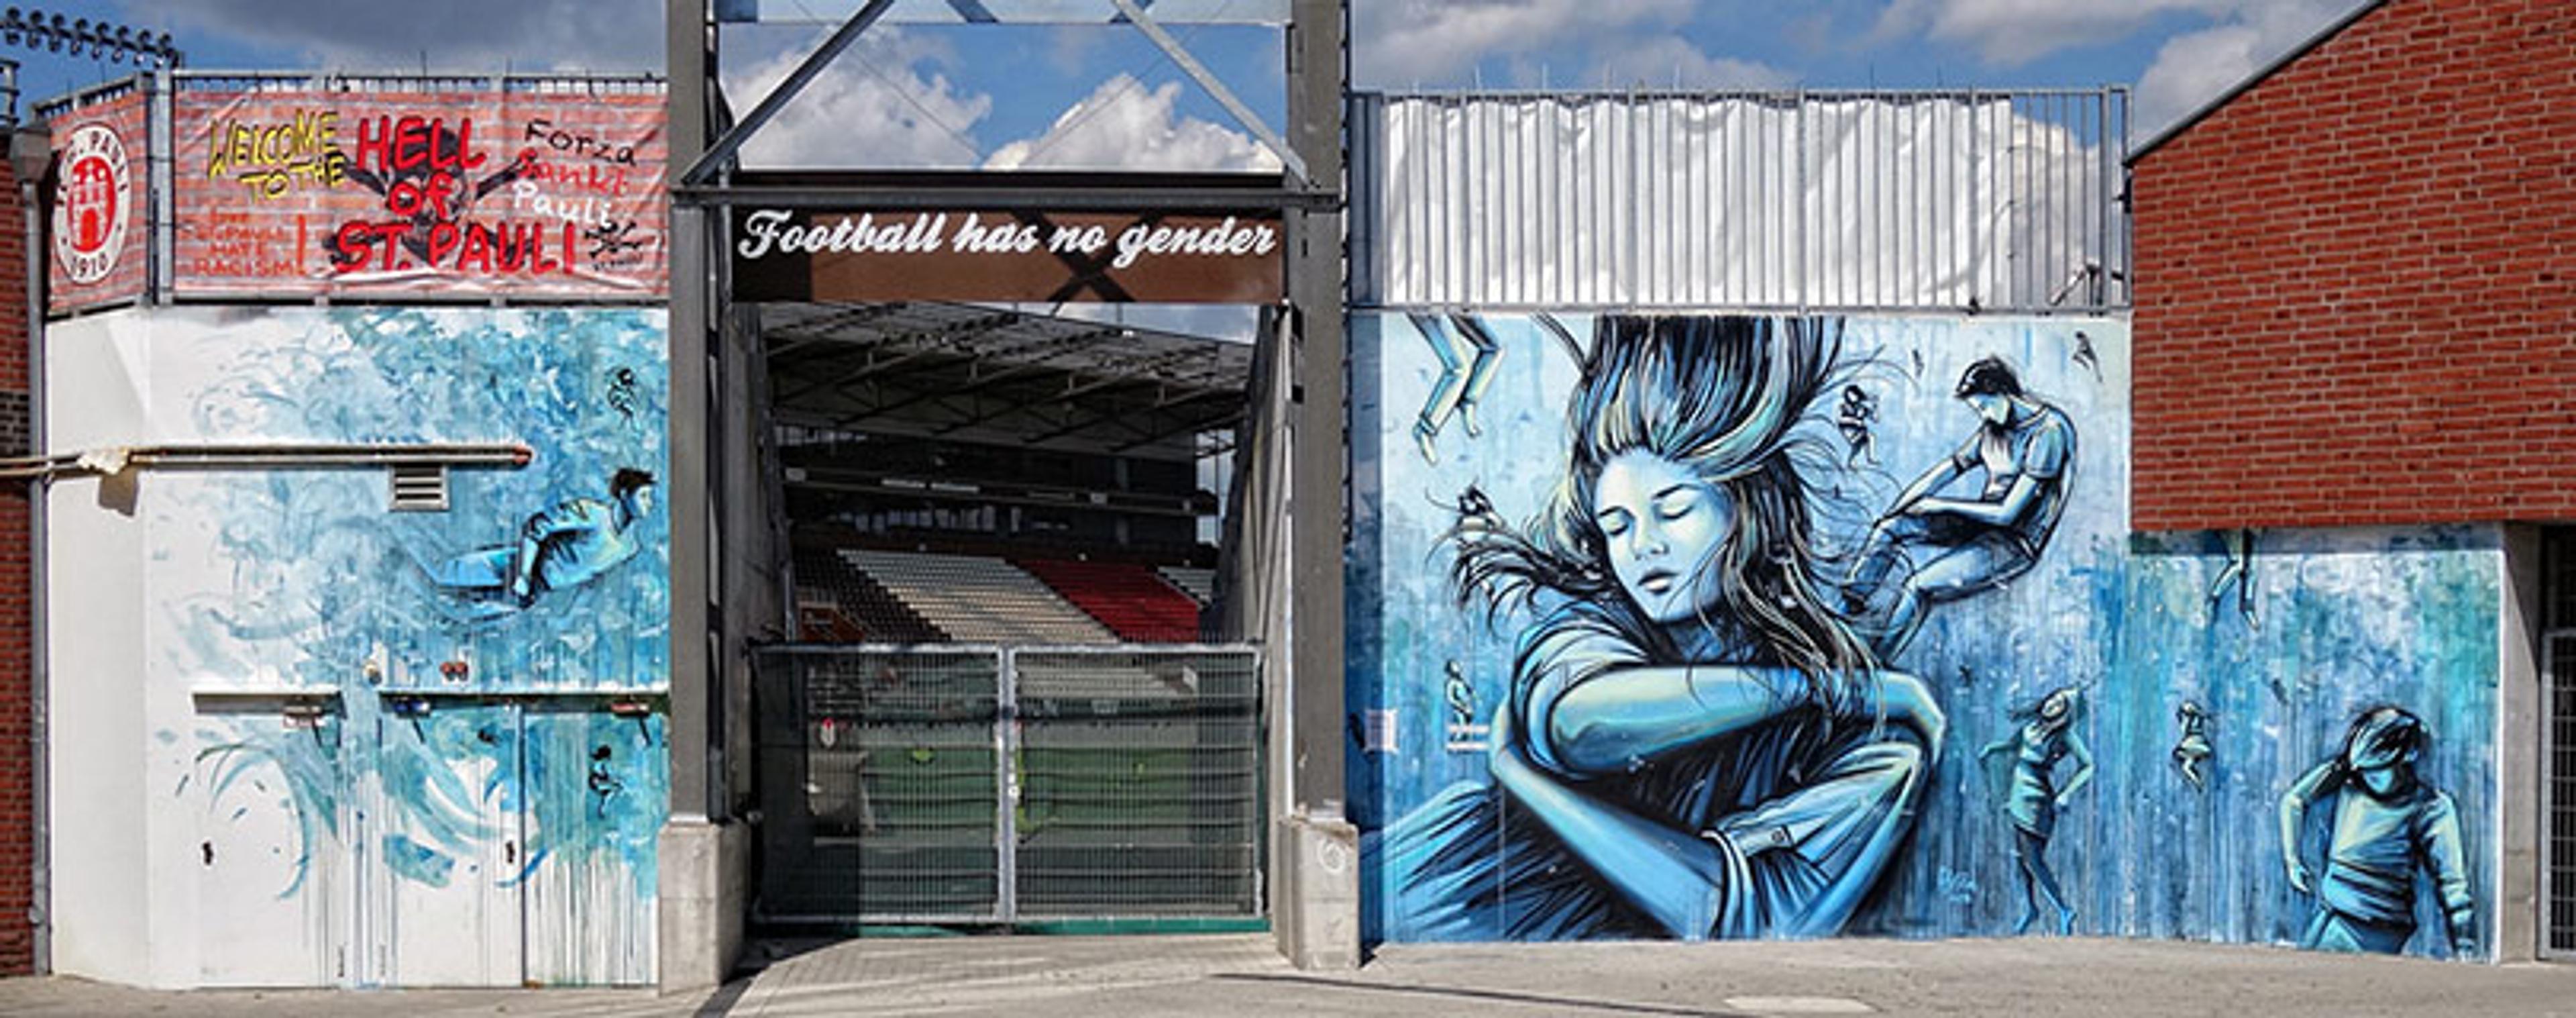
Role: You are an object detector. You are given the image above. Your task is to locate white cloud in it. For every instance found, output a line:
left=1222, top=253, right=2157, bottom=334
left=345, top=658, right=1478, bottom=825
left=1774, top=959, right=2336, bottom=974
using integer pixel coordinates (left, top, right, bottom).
left=1866, top=0, right=2365, bottom=75
left=721, top=30, right=994, bottom=168
left=1851, top=0, right=2373, bottom=140
left=1351, top=0, right=1697, bottom=88
left=2135, top=0, right=2363, bottom=140
left=983, top=75, right=1280, bottom=172
left=1868, top=0, right=2225, bottom=66
left=1592, top=37, right=1798, bottom=90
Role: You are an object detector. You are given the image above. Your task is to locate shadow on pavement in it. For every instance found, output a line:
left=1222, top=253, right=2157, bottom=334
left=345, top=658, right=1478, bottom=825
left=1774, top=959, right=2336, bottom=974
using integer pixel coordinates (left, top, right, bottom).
left=1212, top=972, right=1756, bottom=1017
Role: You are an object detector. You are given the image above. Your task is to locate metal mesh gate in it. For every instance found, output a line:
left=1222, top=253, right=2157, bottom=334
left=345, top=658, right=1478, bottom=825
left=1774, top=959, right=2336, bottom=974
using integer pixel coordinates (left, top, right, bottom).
left=2548, top=528, right=2576, bottom=956
left=755, top=645, right=1263, bottom=924
left=2553, top=631, right=2576, bottom=956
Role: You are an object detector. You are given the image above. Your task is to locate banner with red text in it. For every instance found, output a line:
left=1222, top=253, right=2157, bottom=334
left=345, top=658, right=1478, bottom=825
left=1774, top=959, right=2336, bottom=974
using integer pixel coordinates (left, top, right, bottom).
left=48, top=90, right=151, bottom=316
left=172, top=87, right=667, bottom=299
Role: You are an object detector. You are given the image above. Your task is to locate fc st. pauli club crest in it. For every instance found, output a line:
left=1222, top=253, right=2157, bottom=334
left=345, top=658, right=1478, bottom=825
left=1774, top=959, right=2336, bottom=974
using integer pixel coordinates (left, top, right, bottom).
left=54, top=122, right=131, bottom=286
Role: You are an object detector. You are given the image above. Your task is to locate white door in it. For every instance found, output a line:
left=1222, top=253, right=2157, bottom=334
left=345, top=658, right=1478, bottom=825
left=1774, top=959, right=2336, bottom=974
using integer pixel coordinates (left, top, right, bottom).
left=364, top=701, right=525, bottom=986
left=193, top=707, right=350, bottom=987
left=520, top=707, right=663, bottom=986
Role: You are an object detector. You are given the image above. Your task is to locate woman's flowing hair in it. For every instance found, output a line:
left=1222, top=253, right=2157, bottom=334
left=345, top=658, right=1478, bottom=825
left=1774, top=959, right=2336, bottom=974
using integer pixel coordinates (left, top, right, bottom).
left=1449, top=315, right=1875, bottom=709
left=2008, top=686, right=2086, bottom=738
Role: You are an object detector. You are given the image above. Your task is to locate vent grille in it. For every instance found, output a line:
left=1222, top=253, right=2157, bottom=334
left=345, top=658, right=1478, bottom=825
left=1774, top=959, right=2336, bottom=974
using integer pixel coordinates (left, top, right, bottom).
left=388, top=464, right=450, bottom=512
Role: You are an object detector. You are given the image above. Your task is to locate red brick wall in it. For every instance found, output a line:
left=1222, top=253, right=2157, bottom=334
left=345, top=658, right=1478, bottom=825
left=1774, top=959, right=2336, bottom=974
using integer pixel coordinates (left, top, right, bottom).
left=2130, top=0, right=2576, bottom=530
left=0, top=151, right=31, bottom=975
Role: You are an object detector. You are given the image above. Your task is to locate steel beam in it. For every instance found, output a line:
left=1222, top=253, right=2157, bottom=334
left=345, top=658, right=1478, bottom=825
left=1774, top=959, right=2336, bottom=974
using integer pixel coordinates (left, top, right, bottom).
left=680, top=0, right=897, bottom=187
left=1107, top=0, right=1307, bottom=183
left=678, top=183, right=1332, bottom=211
left=715, top=0, right=1293, bottom=25
left=667, top=0, right=716, bottom=825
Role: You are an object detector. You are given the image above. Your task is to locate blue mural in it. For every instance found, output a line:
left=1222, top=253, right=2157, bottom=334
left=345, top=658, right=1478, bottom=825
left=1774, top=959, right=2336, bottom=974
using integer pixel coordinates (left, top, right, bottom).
left=156, top=307, right=669, bottom=985
left=1352, top=313, right=2498, bottom=960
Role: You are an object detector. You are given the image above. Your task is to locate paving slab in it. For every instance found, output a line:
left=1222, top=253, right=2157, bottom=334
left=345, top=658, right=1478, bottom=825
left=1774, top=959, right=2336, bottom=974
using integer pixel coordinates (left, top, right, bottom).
left=7, top=934, right=2576, bottom=1017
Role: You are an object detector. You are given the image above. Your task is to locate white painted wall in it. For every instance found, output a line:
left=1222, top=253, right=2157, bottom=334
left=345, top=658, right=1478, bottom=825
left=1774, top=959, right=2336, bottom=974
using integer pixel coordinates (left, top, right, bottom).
left=45, top=306, right=672, bottom=988
left=44, top=309, right=158, bottom=985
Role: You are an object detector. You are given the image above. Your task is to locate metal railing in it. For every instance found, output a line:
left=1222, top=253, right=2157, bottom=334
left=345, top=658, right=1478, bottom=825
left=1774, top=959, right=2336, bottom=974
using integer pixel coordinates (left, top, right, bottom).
left=1350, top=87, right=2131, bottom=315
left=168, top=70, right=665, bottom=96
left=753, top=643, right=1263, bottom=924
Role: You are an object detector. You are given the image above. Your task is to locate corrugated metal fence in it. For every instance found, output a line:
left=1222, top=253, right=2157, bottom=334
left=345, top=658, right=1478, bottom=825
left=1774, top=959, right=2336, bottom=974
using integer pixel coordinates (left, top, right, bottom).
left=1350, top=88, right=2130, bottom=314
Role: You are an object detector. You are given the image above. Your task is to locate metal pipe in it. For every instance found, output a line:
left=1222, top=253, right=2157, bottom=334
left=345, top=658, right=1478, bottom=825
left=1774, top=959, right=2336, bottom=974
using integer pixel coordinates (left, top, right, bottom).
left=21, top=128, right=47, bottom=978
left=0, top=442, right=535, bottom=480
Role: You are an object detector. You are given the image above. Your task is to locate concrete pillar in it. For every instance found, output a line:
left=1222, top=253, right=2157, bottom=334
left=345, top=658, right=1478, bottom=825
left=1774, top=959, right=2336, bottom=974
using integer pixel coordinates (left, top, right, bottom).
left=656, top=819, right=749, bottom=990
left=1274, top=0, right=1358, bottom=972
left=659, top=0, right=735, bottom=991
left=2499, top=524, right=2544, bottom=962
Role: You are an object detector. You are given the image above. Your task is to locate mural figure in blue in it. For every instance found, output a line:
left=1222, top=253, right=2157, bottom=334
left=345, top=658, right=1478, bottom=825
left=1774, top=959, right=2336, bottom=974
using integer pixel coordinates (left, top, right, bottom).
left=1411, top=313, right=1501, bottom=464
left=1835, top=385, right=1879, bottom=468
left=1846, top=356, right=2073, bottom=656
left=2209, top=528, right=2259, bottom=629
left=1378, top=315, right=1945, bottom=940
left=2279, top=706, right=2475, bottom=956
left=2173, top=701, right=2213, bottom=792
left=1978, top=686, right=2093, bottom=935
left=427, top=467, right=657, bottom=613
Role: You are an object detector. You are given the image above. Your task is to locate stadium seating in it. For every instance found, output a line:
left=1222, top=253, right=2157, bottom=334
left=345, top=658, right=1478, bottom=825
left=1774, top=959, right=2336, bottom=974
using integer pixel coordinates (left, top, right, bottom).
left=1158, top=566, right=1216, bottom=605
left=1018, top=559, right=1202, bottom=643
left=839, top=548, right=1116, bottom=645
left=792, top=545, right=947, bottom=643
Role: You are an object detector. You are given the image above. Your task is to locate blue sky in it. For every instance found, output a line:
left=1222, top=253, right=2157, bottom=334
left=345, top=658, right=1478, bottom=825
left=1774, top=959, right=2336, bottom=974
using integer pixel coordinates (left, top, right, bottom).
left=24, top=0, right=2368, bottom=168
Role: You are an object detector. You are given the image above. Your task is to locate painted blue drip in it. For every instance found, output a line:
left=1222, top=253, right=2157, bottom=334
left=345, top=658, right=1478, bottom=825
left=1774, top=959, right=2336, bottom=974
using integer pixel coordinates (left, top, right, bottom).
left=383, top=833, right=457, bottom=888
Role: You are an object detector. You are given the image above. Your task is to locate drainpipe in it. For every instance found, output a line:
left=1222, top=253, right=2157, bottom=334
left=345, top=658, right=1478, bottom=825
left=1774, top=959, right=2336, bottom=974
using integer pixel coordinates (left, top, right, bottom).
left=14, top=120, right=48, bottom=975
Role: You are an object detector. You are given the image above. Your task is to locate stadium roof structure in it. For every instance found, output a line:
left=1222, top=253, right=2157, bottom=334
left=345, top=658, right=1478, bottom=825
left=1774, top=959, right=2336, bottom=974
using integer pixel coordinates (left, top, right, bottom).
left=761, top=301, right=1255, bottom=459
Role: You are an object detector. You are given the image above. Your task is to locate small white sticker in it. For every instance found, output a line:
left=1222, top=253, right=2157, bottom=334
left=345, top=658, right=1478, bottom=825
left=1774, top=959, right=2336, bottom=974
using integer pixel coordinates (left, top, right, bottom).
left=1363, top=708, right=1398, bottom=754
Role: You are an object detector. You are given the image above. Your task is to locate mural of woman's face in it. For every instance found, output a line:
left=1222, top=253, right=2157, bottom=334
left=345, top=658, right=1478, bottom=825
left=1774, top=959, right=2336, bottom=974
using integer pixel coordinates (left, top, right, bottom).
left=1594, top=449, right=1736, bottom=624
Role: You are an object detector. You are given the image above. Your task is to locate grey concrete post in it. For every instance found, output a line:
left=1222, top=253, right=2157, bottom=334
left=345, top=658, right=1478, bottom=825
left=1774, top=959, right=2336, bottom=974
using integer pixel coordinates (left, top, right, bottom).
left=2499, top=524, right=2543, bottom=962
left=658, top=0, right=747, bottom=992
left=1277, top=0, right=1358, bottom=970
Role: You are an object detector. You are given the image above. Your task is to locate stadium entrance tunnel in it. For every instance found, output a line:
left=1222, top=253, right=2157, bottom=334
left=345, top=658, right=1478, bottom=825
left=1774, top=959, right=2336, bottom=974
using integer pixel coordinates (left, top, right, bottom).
left=733, top=299, right=1273, bottom=932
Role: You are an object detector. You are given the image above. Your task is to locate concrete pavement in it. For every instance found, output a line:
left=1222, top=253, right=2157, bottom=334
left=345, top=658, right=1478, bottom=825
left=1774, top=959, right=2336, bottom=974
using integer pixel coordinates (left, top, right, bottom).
left=6, top=934, right=2576, bottom=1016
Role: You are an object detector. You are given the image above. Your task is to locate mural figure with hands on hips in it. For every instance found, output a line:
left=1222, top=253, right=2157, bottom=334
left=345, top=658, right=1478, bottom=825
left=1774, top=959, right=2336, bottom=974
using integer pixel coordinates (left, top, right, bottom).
left=1378, top=315, right=1943, bottom=940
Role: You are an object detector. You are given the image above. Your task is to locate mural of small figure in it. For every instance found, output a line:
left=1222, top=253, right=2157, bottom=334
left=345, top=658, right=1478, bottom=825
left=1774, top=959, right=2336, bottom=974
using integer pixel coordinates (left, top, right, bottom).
left=1442, top=660, right=1488, bottom=752
left=425, top=467, right=657, bottom=614
left=1978, top=687, right=2092, bottom=935
left=588, top=744, right=624, bottom=819
left=2070, top=330, right=2102, bottom=383
left=1379, top=315, right=1944, bottom=941
left=2173, top=701, right=2214, bottom=791
left=1846, top=356, right=2075, bottom=657
left=604, top=365, right=643, bottom=423
left=2279, top=707, right=2475, bottom=956
left=1836, top=385, right=1879, bottom=467
left=2208, top=528, right=2259, bottom=629
left=1410, top=314, right=1501, bottom=464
